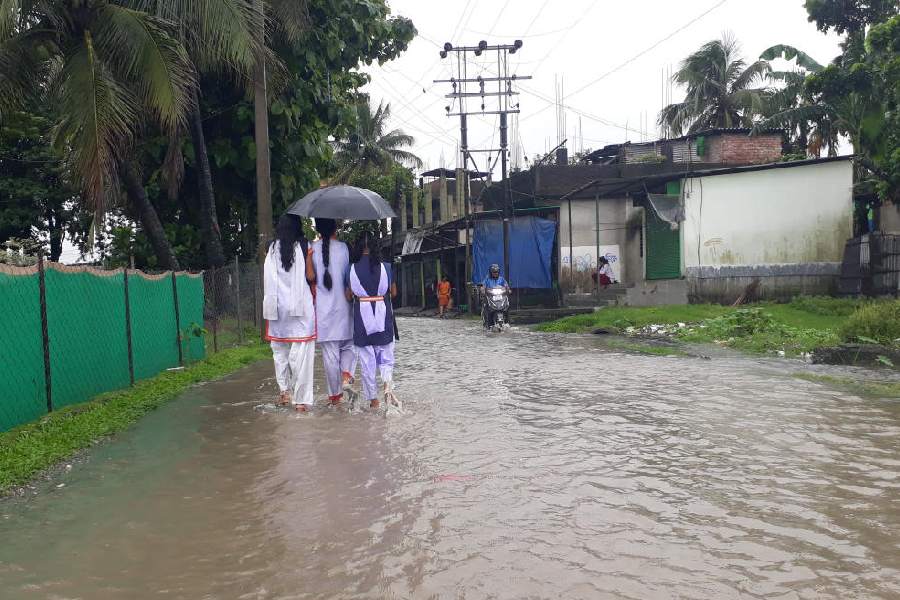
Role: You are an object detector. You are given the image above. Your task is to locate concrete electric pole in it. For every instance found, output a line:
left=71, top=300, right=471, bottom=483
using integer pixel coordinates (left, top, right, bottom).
left=436, top=40, right=530, bottom=284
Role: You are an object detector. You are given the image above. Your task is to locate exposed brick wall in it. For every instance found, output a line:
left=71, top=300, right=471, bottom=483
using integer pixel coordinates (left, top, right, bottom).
left=707, top=133, right=781, bottom=165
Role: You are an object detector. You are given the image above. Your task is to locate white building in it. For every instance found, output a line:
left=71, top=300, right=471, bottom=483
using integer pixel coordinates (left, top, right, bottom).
left=554, top=157, right=854, bottom=304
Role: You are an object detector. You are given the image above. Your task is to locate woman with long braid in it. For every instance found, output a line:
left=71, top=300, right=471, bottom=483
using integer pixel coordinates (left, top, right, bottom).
left=311, top=218, right=356, bottom=405
left=263, top=214, right=317, bottom=411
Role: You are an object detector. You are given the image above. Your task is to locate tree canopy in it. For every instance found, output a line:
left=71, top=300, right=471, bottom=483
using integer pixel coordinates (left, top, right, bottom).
left=659, top=35, right=770, bottom=136
left=0, top=0, right=416, bottom=267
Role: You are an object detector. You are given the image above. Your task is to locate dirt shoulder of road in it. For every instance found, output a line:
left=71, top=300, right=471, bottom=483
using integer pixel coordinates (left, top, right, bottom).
left=534, top=297, right=900, bottom=363
left=0, top=344, right=270, bottom=497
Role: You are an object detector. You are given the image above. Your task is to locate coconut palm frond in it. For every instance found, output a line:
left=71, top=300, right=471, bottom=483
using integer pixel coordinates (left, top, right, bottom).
left=95, top=4, right=196, bottom=132
left=332, top=99, right=422, bottom=178
left=144, top=0, right=263, bottom=78
left=0, top=0, right=20, bottom=41
left=53, top=38, right=139, bottom=214
left=732, top=59, right=770, bottom=91
left=0, top=30, right=49, bottom=117
left=388, top=148, right=423, bottom=168
left=268, top=0, right=309, bottom=44
left=660, top=35, right=772, bottom=137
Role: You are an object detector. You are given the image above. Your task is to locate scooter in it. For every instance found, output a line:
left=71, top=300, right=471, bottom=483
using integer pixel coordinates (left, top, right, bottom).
left=482, top=286, right=510, bottom=332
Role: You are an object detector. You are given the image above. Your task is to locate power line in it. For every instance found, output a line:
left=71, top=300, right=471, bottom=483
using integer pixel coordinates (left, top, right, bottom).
left=521, top=0, right=730, bottom=125
left=487, top=0, right=512, bottom=37
left=529, top=1, right=599, bottom=77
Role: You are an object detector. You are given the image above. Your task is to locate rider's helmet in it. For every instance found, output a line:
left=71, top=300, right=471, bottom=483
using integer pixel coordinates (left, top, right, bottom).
left=489, top=263, right=500, bottom=279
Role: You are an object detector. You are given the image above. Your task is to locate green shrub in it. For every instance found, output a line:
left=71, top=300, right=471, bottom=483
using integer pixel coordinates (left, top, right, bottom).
left=679, top=308, right=840, bottom=355
left=839, top=300, right=900, bottom=346
left=788, top=296, right=865, bottom=317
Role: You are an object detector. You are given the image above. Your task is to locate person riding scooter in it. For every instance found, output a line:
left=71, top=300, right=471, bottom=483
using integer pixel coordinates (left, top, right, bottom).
left=481, top=264, right=510, bottom=329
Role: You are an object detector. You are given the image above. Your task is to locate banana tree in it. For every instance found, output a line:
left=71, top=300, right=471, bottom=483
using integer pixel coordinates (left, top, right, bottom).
left=758, top=45, right=827, bottom=156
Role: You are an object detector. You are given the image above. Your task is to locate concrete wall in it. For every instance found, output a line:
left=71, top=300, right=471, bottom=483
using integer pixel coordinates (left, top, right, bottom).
left=685, top=264, right=841, bottom=303
left=682, top=160, right=853, bottom=269
left=881, top=201, right=900, bottom=235
left=560, top=197, right=639, bottom=283
left=680, top=160, right=853, bottom=302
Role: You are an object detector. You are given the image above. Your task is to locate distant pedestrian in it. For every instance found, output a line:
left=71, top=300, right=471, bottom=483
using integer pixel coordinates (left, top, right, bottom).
left=312, top=218, right=356, bottom=406
left=437, top=275, right=451, bottom=318
left=596, top=256, right=616, bottom=288
left=347, top=233, right=397, bottom=409
left=264, top=214, right=316, bottom=412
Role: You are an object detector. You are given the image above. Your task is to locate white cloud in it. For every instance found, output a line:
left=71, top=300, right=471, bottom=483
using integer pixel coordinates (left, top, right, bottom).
left=365, top=0, right=844, bottom=175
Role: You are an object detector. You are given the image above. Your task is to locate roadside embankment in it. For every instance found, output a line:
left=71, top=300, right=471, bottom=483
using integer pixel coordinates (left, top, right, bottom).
left=536, top=297, right=900, bottom=361
left=0, top=343, right=270, bottom=496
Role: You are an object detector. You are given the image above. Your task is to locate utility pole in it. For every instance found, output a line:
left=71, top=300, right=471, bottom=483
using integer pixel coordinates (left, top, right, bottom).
left=436, top=40, right=530, bottom=284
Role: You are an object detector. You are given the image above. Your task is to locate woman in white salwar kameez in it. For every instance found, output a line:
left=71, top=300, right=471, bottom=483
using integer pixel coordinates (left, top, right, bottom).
left=311, top=218, right=356, bottom=405
left=264, top=214, right=317, bottom=412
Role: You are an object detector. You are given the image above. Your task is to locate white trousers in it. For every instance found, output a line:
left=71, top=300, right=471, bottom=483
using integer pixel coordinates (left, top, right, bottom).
left=319, top=339, right=356, bottom=399
left=271, top=341, right=315, bottom=406
left=356, top=342, right=394, bottom=401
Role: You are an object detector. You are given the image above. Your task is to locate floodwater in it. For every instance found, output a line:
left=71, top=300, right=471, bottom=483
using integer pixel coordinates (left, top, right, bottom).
left=2, top=319, right=900, bottom=600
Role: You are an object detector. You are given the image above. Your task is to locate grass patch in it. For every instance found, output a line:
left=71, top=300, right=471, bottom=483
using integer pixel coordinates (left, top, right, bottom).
left=679, top=307, right=841, bottom=355
left=605, top=341, right=687, bottom=357
left=0, top=343, right=269, bottom=495
left=793, top=372, right=900, bottom=398
left=839, top=300, right=900, bottom=346
left=535, top=296, right=885, bottom=357
left=534, top=304, right=730, bottom=333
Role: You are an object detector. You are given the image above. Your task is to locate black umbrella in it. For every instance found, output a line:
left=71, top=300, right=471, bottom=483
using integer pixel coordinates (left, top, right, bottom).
left=285, top=185, right=397, bottom=220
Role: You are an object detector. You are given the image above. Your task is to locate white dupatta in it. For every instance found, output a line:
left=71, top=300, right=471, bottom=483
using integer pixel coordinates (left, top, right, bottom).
left=263, top=241, right=309, bottom=320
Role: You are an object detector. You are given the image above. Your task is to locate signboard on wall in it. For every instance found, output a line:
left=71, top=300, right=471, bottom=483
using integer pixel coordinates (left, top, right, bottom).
left=561, top=245, right=623, bottom=280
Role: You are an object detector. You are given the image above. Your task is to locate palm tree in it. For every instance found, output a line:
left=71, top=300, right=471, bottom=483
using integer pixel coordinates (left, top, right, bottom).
left=333, top=100, right=422, bottom=182
left=0, top=1, right=196, bottom=270
left=659, top=35, right=770, bottom=137
left=138, top=0, right=309, bottom=268
left=135, top=0, right=266, bottom=268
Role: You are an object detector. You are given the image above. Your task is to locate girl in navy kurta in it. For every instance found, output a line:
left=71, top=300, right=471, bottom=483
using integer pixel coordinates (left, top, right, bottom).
left=346, top=234, right=397, bottom=409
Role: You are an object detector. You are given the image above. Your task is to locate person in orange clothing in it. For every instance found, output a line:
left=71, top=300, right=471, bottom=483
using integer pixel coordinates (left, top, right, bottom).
left=437, top=275, right=452, bottom=318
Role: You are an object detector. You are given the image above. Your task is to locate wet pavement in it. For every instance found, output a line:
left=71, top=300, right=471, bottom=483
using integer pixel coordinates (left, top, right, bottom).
left=2, top=318, right=900, bottom=599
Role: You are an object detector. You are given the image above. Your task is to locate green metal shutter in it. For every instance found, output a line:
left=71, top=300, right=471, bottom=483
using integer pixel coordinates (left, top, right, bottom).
left=645, top=181, right=682, bottom=280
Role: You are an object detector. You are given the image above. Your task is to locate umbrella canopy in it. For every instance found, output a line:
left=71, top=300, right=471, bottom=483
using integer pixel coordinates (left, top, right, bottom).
left=285, top=185, right=397, bottom=220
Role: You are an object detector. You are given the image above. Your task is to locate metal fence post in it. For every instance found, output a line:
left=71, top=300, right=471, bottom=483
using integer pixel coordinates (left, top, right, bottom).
left=37, top=250, right=52, bottom=413
left=171, top=271, right=183, bottom=366
left=124, top=268, right=135, bottom=386
left=252, top=274, right=259, bottom=329
left=210, top=267, right=218, bottom=353
left=234, top=257, right=244, bottom=344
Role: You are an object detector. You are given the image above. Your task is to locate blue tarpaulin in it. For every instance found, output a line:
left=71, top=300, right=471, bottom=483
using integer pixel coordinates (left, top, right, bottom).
left=473, top=216, right=556, bottom=288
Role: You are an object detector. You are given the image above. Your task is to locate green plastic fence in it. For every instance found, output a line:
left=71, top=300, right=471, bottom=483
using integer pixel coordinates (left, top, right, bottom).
left=0, top=265, right=206, bottom=432
left=0, top=268, right=46, bottom=431
left=129, top=273, right=180, bottom=381
left=176, top=274, right=206, bottom=363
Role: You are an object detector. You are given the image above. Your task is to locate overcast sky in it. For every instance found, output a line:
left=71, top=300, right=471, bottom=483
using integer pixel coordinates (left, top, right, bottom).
left=363, top=0, right=845, bottom=176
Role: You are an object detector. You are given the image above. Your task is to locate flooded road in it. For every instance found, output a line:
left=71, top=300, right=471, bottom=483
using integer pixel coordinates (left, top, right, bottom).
left=2, top=318, right=900, bottom=599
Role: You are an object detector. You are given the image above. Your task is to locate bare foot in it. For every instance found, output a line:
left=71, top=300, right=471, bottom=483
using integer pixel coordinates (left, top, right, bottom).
left=278, top=391, right=291, bottom=406
left=294, top=404, right=309, bottom=413
left=369, top=399, right=380, bottom=409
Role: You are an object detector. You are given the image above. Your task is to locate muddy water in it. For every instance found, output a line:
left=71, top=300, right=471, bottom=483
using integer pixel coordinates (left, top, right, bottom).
left=2, top=318, right=900, bottom=599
